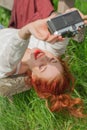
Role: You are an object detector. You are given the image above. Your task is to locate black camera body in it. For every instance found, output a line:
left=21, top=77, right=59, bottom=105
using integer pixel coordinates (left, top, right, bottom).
left=47, top=10, right=85, bottom=37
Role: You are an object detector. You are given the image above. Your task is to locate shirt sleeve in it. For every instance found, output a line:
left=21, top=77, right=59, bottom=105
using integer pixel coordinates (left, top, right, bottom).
left=0, top=28, right=29, bottom=78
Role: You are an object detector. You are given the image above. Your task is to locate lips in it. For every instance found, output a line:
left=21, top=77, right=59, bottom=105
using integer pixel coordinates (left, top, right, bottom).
left=34, top=49, right=45, bottom=59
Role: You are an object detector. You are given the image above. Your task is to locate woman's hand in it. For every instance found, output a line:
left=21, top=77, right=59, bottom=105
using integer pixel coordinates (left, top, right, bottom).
left=19, top=18, right=64, bottom=43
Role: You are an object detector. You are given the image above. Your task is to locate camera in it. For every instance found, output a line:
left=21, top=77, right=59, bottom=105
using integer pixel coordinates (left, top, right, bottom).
left=47, top=10, right=85, bottom=37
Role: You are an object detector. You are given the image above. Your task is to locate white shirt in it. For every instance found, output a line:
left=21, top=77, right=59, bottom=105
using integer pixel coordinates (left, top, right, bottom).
left=0, top=28, right=29, bottom=78
left=0, top=28, right=69, bottom=78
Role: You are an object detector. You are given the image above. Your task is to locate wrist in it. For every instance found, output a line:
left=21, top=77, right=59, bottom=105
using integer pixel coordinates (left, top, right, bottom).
left=18, top=26, right=31, bottom=40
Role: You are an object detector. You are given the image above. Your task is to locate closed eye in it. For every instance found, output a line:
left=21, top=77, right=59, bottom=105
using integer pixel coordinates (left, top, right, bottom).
left=39, top=65, right=47, bottom=72
left=50, top=58, right=57, bottom=63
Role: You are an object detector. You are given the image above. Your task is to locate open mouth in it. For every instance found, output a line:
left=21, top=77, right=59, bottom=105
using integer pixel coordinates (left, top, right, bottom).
left=34, top=49, right=45, bottom=59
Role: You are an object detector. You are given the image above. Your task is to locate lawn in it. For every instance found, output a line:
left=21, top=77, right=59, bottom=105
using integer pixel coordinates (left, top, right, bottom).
left=0, top=0, right=87, bottom=130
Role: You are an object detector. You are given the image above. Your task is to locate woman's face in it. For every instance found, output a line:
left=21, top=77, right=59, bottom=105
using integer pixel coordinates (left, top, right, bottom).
left=27, top=48, right=63, bottom=81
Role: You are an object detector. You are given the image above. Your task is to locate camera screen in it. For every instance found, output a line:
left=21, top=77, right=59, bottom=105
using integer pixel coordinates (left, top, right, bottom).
left=51, top=10, right=83, bottom=30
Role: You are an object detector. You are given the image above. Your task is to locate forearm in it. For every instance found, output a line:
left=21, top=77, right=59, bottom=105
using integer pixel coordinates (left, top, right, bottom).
left=18, top=25, right=31, bottom=40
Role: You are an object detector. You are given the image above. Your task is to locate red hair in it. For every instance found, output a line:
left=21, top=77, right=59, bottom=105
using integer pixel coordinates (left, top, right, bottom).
left=25, top=58, right=85, bottom=118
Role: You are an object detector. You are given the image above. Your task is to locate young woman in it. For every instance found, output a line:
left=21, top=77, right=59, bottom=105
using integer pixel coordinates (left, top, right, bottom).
left=0, top=10, right=87, bottom=117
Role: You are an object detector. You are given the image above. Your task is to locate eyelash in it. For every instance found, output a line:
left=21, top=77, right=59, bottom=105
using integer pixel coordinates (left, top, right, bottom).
left=50, top=58, right=57, bottom=63
left=39, top=64, right=46, bottom=71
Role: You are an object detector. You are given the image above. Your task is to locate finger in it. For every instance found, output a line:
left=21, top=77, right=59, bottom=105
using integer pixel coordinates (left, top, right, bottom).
left=33, top=29, right=50, bottom=41
left=46, top=35, right=64, bottom=43
left=84, top=21, right=87, bottom=25
left=49, top=37, right=64, bottom=44
left=83, top=15, right=87, bottom=20
left=46, top=35, right=58, bottom=43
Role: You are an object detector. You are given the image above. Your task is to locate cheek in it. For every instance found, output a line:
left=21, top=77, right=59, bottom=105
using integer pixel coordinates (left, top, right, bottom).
left=28, top=60, right=36, bottom=70
left=32, top=67, right=39, bottom=77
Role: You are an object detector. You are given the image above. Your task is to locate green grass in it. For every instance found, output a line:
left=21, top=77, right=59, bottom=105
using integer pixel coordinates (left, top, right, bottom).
left=0, top=7, right=11, bottom=27
left=0, top=0, right=87, bottom=130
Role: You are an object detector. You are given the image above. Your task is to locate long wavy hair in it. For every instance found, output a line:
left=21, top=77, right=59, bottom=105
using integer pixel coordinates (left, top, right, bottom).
left=25, top=58, right=85, bottom=118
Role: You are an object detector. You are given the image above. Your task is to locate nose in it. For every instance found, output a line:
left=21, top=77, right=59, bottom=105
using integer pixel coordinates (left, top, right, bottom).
left=34, top=55, right=49, bottom=67
left=37, top=55, right=48, bottom=62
